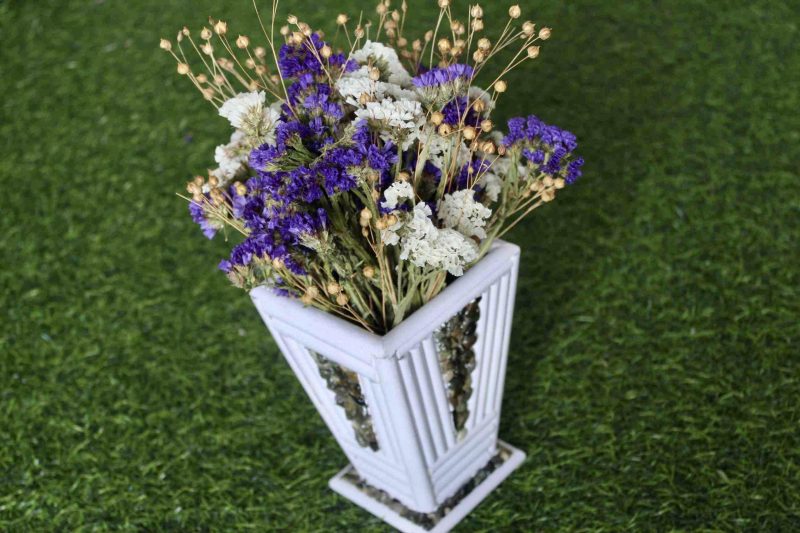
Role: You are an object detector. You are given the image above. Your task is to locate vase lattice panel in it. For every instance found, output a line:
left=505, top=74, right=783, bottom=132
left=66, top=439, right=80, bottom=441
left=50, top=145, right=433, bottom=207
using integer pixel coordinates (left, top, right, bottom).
left=252, top=242, right=520, bottom=514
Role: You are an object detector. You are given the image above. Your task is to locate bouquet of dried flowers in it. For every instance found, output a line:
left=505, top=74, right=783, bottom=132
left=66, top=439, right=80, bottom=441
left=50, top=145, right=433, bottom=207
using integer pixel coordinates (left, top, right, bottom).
left=161, top=0, right=583, bottom=334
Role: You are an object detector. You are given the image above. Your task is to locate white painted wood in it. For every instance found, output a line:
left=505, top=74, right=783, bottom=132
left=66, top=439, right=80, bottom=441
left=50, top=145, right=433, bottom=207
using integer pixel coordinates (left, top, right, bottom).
left=483, top=273, right=510, bottom=424
left=409, top=345, right=448, bottom=459
left=250, top=240, right=522, bottom=519
left=420, top=336, right=457, bottom=448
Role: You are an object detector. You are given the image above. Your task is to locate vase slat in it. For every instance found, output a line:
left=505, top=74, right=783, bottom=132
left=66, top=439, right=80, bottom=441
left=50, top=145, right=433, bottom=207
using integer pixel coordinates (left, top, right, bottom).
left=420, top=336, right=457, bottom=449
left=483, top=273, right=510, bottom=422
left=358, top=377, right=401, bottom=463
left=408, top=345, right=449, bottom=458
left=397, top=353, right=438, bottom=466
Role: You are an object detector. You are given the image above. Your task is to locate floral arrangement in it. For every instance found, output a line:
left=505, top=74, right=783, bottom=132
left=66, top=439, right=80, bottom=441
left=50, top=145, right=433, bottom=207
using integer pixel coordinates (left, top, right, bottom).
left=161, top=0, right=583, bottom=334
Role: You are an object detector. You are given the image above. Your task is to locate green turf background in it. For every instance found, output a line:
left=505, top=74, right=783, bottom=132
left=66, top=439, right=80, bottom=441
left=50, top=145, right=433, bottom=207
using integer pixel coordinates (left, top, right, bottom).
left=1, top=0, right=799, bottom=530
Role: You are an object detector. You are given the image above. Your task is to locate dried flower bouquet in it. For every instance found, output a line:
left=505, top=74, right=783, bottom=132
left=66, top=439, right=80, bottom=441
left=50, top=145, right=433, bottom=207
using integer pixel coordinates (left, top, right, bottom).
left=161, top=0, right=583, bottom=334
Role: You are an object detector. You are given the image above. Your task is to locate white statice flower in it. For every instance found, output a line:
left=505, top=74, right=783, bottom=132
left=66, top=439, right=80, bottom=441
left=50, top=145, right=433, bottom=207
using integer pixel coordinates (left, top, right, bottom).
left=355, top=98, right=423, bottom=149
left=261, top=102, right=282, bottom=145
left=219, top=92, right=281, bottom=143
left=381, top=181, right=415, bottom=210
left=396, top=203, right=478, bottom=276
left=477, top=171, right=503, bottom=202
left=337, top=67, right=419, bottom=107
left=384, top=83, right=420, bottom=102
left=336, top=74, right=383, bottom=107
left=351, top=41, right=412, bottom=86
left=438, top=189, right=493, bottom=239
left=219, top=91, right=266, bottom=129
left=424, top=128, right=472, bottom=174
left=212, top=130, right=249, bottom=183
left=381, top=218, right=403, bottom=246
left=355, top=98, right=422, bottom=128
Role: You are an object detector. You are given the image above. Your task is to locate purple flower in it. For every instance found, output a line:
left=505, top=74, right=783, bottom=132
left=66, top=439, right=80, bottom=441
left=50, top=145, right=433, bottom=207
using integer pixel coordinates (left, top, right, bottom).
left=503, top=115, right=583, bottom=184
left=566, top=158, right=585, bottom=184
left=441, top=97, right=481, bottom=127
left=412, top=64, right=474, bottom=87
left=189, top=198, right=218, bottom=239
left=279, top=33, right=353, bottom=80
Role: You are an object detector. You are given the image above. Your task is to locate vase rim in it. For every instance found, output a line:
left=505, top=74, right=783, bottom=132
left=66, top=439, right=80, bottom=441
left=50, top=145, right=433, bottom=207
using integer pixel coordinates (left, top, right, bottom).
left=250, top=239, right=520, bottom=360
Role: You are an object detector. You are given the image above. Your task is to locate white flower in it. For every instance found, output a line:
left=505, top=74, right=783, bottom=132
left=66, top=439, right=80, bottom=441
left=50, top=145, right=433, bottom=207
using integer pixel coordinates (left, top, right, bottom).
left=219, top=91, right=266, bottom=129
left=438, top=189, right=492, bottom=239
left=219, top=92, right=281, bottom=143
left=336, top=73, right=381, bottom=106
left=337, top=67, right=418, bottom=107
left=396, top=203, right=478, bottom=276
left=477, top=171, right=503, bottom=202
left=381, top=218, right=403, bottom=246
left=355, top=98, right=423, bottom=149
left=261, top=102, right=282, bottom=145
left=213, top=130, right=248, bottom=182
left=355, top=98, right=422, bottom=127
left=381, top=181, right=415, bottom=210
left=384, top=83, right=419, bottom=102
left=351, top=41, right=412, bottom=86
left=425, top=129, right=471, bottom=173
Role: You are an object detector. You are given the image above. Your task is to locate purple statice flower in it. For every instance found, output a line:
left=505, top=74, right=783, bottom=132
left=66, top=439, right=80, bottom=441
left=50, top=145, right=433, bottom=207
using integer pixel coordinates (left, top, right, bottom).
left=452, top=159, right=490, bottom=193
left=279, top=33, right=353, bottom=80
left=566, top=157, right=585, bottom=184
left=522, top=148, right=545, bottom=164
left=503, top=114, right=582, bottom=183
left=412, top=64, right=474, bottom=88
left=503, top=115, right=578, bottom=151
left=221, top=228, right=310, bottom=277
left=441, top=97, right=481, bottom=127
left=189, top=198, right=218, bottom=239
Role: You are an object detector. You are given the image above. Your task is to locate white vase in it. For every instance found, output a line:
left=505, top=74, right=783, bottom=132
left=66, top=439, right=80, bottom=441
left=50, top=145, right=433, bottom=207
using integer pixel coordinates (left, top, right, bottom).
left=250, top=240, right=525, bottom=533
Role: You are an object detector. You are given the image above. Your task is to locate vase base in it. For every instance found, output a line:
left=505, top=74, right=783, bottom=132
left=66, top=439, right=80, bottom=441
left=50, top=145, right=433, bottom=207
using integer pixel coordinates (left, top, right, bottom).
left=328, top=440, right=525, bottom=533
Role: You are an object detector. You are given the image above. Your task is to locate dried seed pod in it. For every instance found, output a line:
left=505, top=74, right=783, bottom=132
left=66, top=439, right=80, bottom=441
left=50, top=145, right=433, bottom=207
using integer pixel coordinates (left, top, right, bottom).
left=522, top=21, right=535, bottom=37
left=326, top=282, right=342, bottom=295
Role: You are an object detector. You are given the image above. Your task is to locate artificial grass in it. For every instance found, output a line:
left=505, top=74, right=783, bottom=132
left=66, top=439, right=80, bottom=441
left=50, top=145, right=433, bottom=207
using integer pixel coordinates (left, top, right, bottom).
left=1, top=0, right=799, bottom=530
